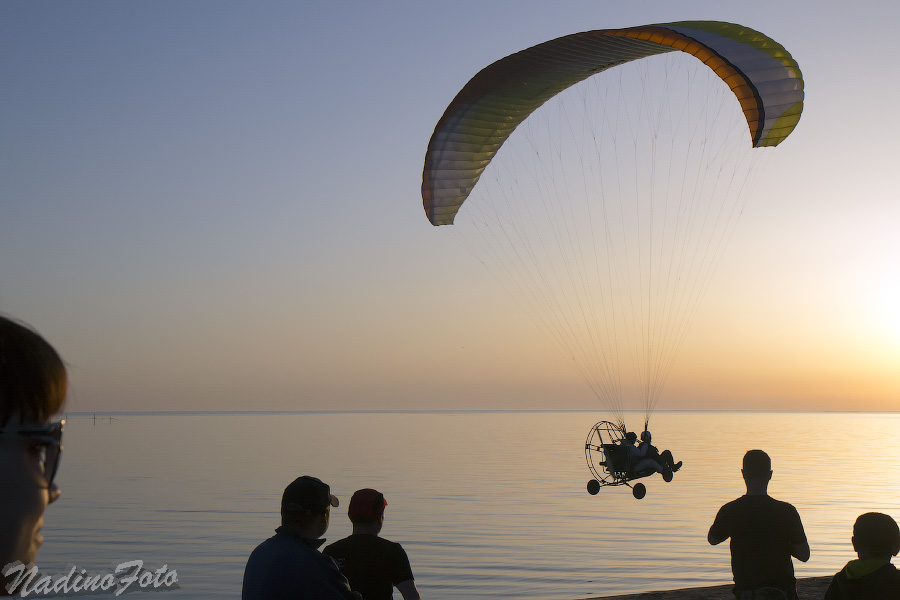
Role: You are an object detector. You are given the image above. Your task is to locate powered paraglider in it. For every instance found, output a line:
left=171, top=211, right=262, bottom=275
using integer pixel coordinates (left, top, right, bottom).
left=421, top=21, right=804, bottom=494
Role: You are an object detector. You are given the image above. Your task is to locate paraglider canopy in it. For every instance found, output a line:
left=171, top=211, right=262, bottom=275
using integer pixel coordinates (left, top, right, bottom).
left=423, top=21, right=803, bottom=226
left=421, top=21, right=804, bottom=429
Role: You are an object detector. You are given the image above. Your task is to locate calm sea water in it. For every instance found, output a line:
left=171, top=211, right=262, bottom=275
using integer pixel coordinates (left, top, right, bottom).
left=34, top=411, right=900, bottom=599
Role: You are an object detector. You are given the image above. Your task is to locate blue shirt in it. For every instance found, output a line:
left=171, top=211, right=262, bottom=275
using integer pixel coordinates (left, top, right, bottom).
left=242, top=526, right=360, bottom=600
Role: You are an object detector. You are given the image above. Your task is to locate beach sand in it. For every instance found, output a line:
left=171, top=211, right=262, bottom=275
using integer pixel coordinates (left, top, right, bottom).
left=580, top=576, right=832, bottom=599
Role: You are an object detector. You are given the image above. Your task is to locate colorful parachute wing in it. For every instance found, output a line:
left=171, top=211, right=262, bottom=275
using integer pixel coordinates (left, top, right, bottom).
left=422, top=21, right=804, bottom=226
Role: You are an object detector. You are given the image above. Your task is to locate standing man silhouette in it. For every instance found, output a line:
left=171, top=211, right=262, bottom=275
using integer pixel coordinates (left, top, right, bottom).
left=708, top=450, right=810, bottom=600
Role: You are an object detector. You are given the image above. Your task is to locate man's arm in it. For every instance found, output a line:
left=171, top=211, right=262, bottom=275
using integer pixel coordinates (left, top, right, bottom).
left=396, top=579, right=421, bottom=600
left=708, top=507, right=728, bottom=545
left=707, top=529, right=728, bottom=545
left=319, top=553, right=362, bottom=599
left=789, top=506, right=810, bottom=562
left=791, top=539, right=810, bottom=562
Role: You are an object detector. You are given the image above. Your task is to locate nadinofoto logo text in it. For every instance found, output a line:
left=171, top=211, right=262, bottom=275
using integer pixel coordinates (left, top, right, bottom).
left=2, top=560, right=179, bottom=597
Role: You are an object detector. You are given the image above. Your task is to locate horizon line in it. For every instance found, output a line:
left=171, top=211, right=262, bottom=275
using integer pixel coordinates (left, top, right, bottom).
left=61, top=408, right=898, bottom=417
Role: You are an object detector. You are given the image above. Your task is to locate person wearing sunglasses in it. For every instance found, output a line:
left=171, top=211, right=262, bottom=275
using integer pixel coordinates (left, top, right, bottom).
left=0, top=315, right=68, bottom=595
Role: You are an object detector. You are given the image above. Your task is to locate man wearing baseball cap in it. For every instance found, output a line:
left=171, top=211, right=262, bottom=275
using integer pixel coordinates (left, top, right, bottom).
left=324, top=488, right=421, bottom=600
left=242, top=476, right=361, bottom=599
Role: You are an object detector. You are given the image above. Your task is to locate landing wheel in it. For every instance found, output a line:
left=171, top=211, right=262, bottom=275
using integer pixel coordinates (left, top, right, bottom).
left=632, top=483, right=646, bottom=499
left=587, top=479, right=601, bottom=495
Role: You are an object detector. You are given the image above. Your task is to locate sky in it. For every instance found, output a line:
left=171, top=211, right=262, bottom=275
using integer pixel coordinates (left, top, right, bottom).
left=2, top=1, right=898, bottom=413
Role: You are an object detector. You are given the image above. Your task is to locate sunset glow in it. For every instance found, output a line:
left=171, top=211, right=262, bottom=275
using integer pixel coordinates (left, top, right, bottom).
left=2, top=1, right=898, bottom=412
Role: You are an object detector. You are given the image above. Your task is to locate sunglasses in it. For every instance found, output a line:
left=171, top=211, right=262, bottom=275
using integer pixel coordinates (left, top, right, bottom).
left=0, top=419, right=65, bottom=488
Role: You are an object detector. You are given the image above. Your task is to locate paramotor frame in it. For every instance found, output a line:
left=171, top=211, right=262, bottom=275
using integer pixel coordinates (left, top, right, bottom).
left=584, top=420, right=661, bottom=499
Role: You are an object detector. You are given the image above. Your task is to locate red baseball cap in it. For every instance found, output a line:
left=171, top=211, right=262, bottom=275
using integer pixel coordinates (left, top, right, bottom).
left=348, top=488, right=387, bottom=522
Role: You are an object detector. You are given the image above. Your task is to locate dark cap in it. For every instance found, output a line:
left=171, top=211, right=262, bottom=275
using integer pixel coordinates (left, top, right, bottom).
left=348, top=488, right=387, bottom=522
left=282, top=476, right=339, bottom=514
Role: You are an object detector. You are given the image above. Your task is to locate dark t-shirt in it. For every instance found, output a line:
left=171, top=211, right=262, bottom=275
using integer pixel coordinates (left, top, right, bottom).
left=709, top=495, right=807, bottom=591
left=323, top=534, right=414, bottom=600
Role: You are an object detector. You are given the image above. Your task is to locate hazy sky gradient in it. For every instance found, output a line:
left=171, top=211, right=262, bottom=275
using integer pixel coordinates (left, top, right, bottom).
left=2, top=1, right=898, bottom=412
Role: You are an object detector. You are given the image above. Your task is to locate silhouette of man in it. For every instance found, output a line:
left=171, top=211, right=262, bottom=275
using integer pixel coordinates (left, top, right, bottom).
left=242, top=476, right=360, bottom=599
left=708, top=450, right=810, bottom=600
left=825, top=512, right=900, bottom=599
left=324, top=488, right=421, bottom=600
left=639, top=430, right=681, bottom=473
left=621, top=431, right=663, bottom=475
